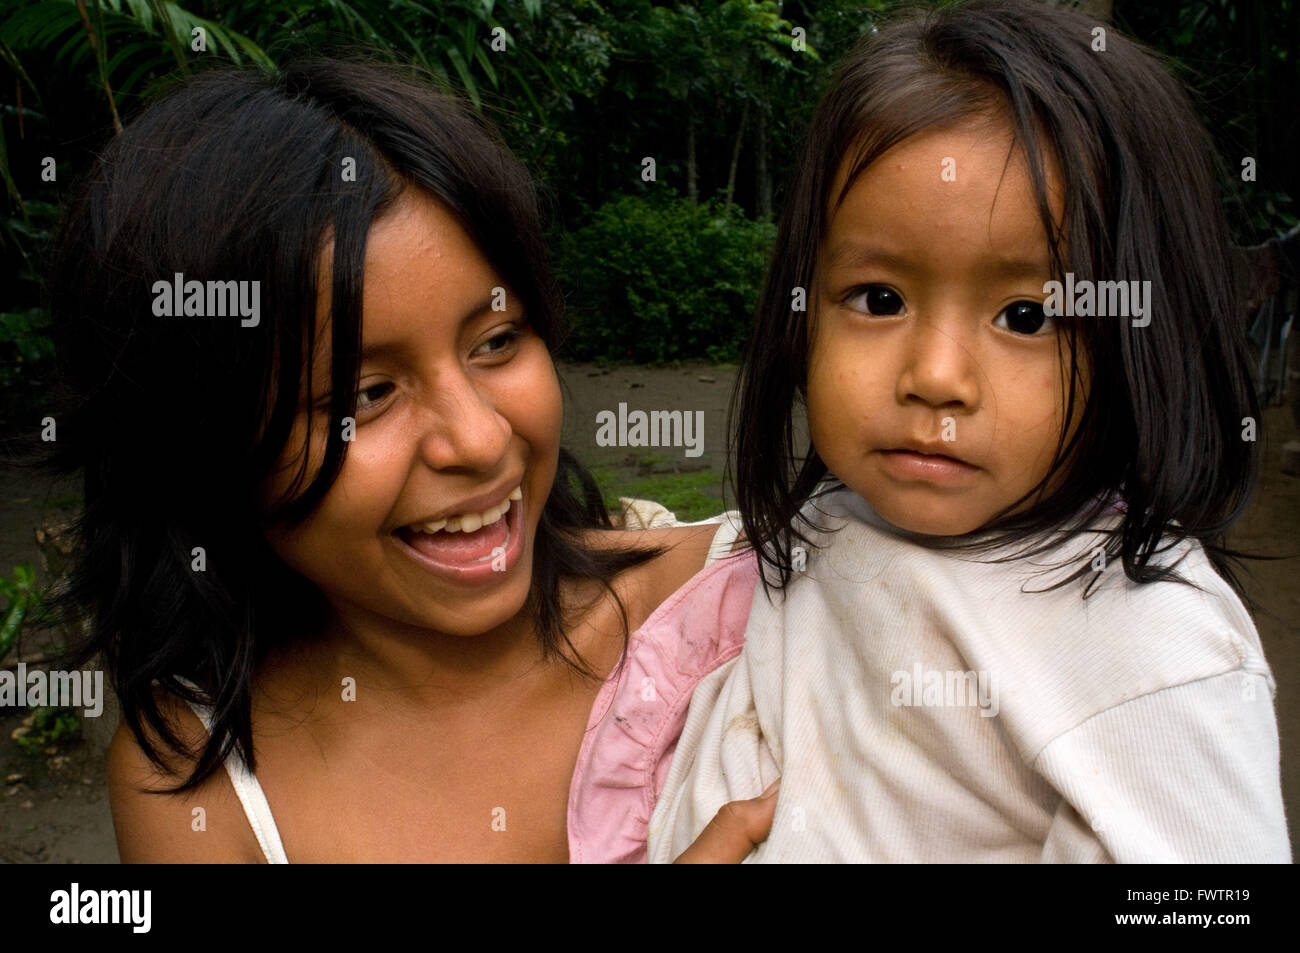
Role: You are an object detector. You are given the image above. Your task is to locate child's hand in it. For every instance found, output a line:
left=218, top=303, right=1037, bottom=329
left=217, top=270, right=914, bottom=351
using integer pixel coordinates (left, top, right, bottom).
left=672, top=778, right=779, bottom=864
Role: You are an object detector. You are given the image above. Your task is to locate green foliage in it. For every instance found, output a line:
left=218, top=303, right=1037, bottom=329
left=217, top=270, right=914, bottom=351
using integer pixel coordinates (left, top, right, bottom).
left=0, top=0, right=273, bottom=124
left=1, top=0, right=1293, bottom=400
left=0, top=563, right=44, bottom=664
left=624, top=0, right=806, bottom=105
left=560, top=194, right=775, bottom=363
left=0, top=195, right=59, bottom=389
left=480, top=0, right=614, bottom=173
left=590, top=466, right=724, bottom=522
left=0, top=307, right=52, bottom=387
left=13, top=706, right=81, bottom=755
left=0, top=0, right=539, bottom=120
left=1117, top=0, right=1298, bottom=243
left=0, top=0, right=578, bottom=400
left=792, top=0, right=891, bottom=63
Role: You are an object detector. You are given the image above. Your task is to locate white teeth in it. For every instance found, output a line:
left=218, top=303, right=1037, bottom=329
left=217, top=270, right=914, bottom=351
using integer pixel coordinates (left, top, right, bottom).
left=411, top=486, right=520, bottom=536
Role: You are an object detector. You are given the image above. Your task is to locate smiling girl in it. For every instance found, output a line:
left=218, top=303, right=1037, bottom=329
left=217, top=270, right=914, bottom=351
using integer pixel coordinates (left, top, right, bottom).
left=45, top=60, right=766, bottom=862
left=649, top=0, right=1290, bottom=862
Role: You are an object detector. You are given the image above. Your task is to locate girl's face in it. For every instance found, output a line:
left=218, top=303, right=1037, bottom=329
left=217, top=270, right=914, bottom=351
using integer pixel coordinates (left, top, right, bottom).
left=264, top=189, right=562, bottom=639
left=808, top=115, right=1084, bottom=536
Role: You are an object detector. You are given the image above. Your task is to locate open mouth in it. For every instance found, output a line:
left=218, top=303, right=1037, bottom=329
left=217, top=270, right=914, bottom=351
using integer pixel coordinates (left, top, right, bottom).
left=394, top=486, right=522, bottom=568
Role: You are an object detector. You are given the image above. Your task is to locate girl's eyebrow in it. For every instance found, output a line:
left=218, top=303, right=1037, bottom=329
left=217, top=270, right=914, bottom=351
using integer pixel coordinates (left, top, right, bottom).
left=359, top=292, right=505, bottom=360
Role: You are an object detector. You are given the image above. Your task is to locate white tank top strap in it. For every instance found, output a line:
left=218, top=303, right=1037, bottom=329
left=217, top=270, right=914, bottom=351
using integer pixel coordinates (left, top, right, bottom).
left=174, top=677, right=289, bottom=865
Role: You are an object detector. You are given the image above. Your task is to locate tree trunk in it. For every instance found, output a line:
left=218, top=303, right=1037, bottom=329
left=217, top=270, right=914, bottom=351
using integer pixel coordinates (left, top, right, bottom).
left=687, top=117, right=698, bottom=203
left=756, top=107, right=771, bottom=222
left=724, top=98, right=749, bottom=209
left=1286, top=0, right=1300, bottom=226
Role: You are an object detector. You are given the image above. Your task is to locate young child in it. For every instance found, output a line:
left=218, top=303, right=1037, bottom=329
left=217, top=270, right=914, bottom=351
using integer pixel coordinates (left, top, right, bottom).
left=648, top=0, right=1291, bottom=862
left=41, top=59, right=762, bottom=863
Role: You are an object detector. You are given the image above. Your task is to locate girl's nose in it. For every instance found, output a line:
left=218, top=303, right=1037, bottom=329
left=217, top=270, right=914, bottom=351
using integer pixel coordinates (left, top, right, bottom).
left=416, top=373, right=511, bottom=472
left=896, top=318, right=981, bottom=411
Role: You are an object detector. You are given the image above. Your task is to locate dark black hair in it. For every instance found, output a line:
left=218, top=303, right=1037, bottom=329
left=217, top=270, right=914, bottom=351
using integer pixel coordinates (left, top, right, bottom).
left=44, top=59, right=662, bottom=793
left=730, top=0, right=1259, bottom=596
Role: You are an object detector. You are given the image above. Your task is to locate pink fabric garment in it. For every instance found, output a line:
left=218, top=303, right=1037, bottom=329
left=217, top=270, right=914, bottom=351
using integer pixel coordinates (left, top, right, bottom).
left=566, top=549, right=758, bottom=863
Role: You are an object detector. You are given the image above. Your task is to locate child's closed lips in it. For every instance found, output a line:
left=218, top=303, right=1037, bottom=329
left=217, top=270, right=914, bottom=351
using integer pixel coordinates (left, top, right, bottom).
left=876, top=439, right=980, bottom=484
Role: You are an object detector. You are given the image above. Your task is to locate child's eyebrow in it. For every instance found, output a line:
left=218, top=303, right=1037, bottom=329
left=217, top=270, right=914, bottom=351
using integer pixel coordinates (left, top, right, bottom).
left=983, top=256, right=1052, bottom=281
left=824, top=241, right=1048, bottom=281
left=359, top=292, right=505, bottom=360
left=824, top=241, right=911, bottom=274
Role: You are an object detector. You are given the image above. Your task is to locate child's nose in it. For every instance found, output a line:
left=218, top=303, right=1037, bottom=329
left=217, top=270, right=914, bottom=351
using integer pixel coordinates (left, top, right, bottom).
left=896, top=318, right=981, bottom=411
left=415, top=374, right=511, bottom=472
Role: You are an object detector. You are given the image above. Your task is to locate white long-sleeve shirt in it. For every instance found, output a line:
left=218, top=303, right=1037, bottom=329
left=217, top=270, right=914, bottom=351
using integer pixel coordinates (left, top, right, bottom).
left=648, top=486, right=1291, bottom=862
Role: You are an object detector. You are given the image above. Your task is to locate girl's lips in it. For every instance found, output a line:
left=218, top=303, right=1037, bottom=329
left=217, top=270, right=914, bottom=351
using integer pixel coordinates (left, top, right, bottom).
left=393, top=496, right=525, bottom=583
left=877, top=449, right=980, bottom=485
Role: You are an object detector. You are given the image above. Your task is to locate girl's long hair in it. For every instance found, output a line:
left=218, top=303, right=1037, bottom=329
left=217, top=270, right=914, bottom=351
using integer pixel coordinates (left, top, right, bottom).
left=45, top=59, right=662, bottom=793
left=731, top=0, right=1259, bottom=597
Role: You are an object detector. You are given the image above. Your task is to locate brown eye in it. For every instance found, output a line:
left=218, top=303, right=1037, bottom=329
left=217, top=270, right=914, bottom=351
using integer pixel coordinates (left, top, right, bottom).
left=356, top=382, right=394, bottom=411
left=994, top=301, right=1052, bottom=335
left=474, top=327, right=524, bottom=358
left=847, top=285, right=905, bottom=316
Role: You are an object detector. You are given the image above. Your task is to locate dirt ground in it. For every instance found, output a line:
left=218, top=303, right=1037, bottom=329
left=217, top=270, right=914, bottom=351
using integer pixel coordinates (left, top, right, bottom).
left=1, top=360, right=1296, bottom=863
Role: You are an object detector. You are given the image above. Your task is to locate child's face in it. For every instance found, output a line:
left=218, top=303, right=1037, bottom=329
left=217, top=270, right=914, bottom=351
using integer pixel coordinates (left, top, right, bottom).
left=808, top=116, right=1084, bottom=536
left=264, top=189, right=562, bottom=639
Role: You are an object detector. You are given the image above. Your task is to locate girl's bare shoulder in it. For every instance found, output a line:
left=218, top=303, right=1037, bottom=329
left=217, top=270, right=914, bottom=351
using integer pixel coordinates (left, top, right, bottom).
left=106, top=690, right=265, bottom=863
left=577, top=521, right=720, bottom=564
left=573, top=522, right=723, bottom=621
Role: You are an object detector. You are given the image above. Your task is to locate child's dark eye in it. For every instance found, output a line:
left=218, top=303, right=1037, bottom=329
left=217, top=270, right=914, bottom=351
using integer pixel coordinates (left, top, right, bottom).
left=994, top=301, right=1053, bottom=335
left=847, top=285, right=905, bottom=316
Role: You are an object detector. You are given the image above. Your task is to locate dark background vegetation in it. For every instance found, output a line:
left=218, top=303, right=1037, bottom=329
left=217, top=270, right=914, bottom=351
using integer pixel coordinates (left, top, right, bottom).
left=0, top=0, right=1296, bottom=408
